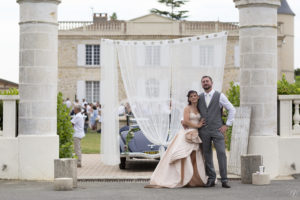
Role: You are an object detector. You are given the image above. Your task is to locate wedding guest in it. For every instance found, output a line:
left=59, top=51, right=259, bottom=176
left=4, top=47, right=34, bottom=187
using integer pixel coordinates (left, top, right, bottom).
left=81, top=98, right=87, bottom=108
left=118, top=104, right=126, bottom=116
left=64, top=98, right=72, bottom=109
left=90, top=105, right=98, bottom=130
left=75, top=99, right=80, bottom=106
left=71, top=105, right=85, bottom=168
left=82, top=104, right=89, bottom=133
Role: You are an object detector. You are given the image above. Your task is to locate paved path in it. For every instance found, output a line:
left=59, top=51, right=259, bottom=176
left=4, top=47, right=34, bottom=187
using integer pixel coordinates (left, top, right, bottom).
left=1, top=179, right=299, bottom=200
left=78, top=154, right=157, bottom=179
left=78, top=152, right=241, bottom=180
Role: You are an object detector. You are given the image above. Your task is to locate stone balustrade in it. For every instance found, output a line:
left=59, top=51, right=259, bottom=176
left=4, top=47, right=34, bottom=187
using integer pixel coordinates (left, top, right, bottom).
left=58, top=20, right=239, bottom=35
left=59, top=21, right=125, bottom=32
left=182, top=21, right=239, bottom=34
left=0, top=95, right=19, bottom=138
left=278, top=95, right=300, bottom=136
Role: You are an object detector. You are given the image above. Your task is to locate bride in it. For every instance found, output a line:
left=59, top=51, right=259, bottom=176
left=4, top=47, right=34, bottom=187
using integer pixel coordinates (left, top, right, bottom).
left=145, top=90, right=208, bottom=188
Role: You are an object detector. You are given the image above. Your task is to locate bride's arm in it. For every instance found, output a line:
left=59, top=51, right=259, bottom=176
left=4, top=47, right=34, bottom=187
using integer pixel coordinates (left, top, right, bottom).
left=182, top=107, right=203, bottom=129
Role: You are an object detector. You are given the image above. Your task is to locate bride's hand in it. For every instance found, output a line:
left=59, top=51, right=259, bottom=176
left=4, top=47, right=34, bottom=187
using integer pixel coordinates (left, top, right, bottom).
left=197, top=118, right=205, bottom=128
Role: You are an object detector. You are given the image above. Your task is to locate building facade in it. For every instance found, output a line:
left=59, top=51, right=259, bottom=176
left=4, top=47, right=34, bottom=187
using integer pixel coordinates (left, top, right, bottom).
left=0, top=78, right=18, bottom=91
left=58, top=2, right=295, bottom=103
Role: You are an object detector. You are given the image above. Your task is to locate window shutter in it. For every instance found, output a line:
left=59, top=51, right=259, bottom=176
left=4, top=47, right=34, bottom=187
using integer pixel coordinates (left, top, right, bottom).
left=159, top=79, right=169, bottom=100
left=77, top=44, right=85, bottom=66
left=234, top=45, right=240, bottom=67
left=99, top=81, right=101, bottom=103
left=137, top=78, right=146, bottom=97
left=136, top=46, right=146, bottom=67
left=76, top=80, right=86, bottom=103
left=191, top=45, right=200, bottom=67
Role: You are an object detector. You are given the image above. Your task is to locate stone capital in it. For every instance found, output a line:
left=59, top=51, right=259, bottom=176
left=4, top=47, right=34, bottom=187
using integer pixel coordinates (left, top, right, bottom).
left=233, top=0, right=281, bottom=8
left=17, top=0, right=61, bottom=4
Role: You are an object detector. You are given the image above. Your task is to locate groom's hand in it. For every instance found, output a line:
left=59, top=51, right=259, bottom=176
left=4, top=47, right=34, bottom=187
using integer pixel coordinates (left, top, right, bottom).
left=219, top=125, right=228, bottom=136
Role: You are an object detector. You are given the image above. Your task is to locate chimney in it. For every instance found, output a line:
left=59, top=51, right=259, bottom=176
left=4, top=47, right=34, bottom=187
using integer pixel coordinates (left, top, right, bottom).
left=93, top=13, right=108, bottom=23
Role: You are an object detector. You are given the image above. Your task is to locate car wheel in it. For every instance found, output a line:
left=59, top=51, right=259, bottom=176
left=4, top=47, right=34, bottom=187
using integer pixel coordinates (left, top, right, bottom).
left=119, top=157, right=126, bottom=169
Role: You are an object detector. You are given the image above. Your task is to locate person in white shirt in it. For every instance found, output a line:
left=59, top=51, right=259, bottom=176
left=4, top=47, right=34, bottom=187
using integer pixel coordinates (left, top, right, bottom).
left=64, top=98, right=72, bottom=109
left=118, top=104, right=126, bottom=116
left=81, top=98, right=88, bottom=108
left=71, top=105, right=85, bottom=168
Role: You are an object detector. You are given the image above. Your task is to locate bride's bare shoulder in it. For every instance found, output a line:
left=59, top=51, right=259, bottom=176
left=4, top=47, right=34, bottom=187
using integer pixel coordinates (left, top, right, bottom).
left=184, top=106, right=191, bottom=112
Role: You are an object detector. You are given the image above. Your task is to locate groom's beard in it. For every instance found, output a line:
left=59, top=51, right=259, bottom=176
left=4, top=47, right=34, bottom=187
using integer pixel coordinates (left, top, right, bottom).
left=203, top=85, right=212, bottom=91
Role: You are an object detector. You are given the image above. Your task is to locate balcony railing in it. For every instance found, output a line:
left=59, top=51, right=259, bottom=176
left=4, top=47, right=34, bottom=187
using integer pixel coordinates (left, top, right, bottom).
left=182, top=21, right=239, bottom=34
left=58, top=21, right=239, bottom=35
left=0, top=95, right=19, bottom=137
left=58, top=21, right=125, bottom=32
left=278, top=95, right=300, bottom=136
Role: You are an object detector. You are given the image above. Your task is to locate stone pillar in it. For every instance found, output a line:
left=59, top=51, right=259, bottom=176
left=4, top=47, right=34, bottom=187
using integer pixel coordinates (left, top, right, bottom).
left=234, top=0, right=281, bottom=178
left=17, top=0, right=60, bottom=180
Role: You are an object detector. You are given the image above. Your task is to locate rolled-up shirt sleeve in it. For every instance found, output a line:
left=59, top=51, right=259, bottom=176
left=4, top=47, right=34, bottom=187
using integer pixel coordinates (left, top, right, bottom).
left=220, top=93, right=236, bottom=126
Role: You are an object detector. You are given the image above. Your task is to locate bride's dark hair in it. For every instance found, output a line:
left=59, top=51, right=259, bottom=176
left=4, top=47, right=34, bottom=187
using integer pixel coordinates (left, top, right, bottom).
left=187, top=90, right=198, bottom=105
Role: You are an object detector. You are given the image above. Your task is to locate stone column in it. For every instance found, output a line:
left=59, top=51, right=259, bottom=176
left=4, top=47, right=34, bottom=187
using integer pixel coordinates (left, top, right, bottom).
left=234, top=0, right=281, bottom=178
left=17, top=0, right=60, bottom=180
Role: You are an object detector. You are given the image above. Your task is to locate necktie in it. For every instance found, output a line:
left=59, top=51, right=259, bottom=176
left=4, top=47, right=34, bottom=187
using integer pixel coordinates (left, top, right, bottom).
left=205, top=94, right=211, bottom=106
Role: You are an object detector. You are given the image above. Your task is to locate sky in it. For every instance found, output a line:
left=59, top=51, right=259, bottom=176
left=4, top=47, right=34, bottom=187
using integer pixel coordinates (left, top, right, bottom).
left=0, top=0, right=299, bottom=83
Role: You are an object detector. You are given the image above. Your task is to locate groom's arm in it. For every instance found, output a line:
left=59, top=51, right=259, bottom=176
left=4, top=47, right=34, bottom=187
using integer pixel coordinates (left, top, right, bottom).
left=220, top=93, right=236, bottom=126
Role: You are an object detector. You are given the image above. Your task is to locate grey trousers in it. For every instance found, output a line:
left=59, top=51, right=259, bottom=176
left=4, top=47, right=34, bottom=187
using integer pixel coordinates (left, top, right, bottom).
left=199, top=129, right=228, bottom=183
left=74, top=137, right=82, bottom=165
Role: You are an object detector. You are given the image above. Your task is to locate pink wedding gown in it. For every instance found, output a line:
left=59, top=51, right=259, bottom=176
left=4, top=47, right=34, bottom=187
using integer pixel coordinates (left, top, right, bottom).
left=146, top=112, right=208, bottom=188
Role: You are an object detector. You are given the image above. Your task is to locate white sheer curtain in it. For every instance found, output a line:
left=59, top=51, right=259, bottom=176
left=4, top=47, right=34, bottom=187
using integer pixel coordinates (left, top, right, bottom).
left=100, top=32, right=227, bottom=165
left=169, top=32, right=228, bottom=139
left=100, top=39, right=120, bottom=165
left=116, top=40, right=172, bottom=154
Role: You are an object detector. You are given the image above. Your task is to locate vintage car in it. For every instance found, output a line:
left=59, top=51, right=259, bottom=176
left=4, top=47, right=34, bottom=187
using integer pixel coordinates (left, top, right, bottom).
left=119, top=125, right=161, bottom=169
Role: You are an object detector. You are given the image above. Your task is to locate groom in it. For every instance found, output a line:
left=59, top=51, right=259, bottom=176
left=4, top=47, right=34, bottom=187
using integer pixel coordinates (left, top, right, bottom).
left=197, top=76, right=235, bottom=188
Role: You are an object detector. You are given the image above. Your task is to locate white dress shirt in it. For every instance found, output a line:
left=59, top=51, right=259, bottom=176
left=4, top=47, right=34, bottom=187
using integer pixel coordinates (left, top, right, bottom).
left=71, top=112, right=85, bottom=139
left=204, top=89, right=236, bottom=126
left=65, top=100, right=72, bottom=108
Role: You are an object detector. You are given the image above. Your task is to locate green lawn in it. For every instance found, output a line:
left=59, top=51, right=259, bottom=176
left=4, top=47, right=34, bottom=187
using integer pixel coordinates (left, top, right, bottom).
left=295, top=76, right=300, bottom=88
left=81, top=129, right=101, bottom=154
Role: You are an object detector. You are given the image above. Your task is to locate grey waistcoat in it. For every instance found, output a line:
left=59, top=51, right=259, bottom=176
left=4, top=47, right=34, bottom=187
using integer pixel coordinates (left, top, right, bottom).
left=198, top=91, right=223, bottom=132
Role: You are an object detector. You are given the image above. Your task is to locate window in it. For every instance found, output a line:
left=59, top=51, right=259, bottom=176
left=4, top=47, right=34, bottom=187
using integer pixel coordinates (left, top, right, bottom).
left=199, top=46, right=214, bottom=66
left=85, top=44, right=100, bottom=66
left=85, top=81, right=100, bottom=103
left=145, top=79, right=160, bottom=98
left=145, top=46, right=161, bottom=66
left=234, top=45, right=240, bottom=67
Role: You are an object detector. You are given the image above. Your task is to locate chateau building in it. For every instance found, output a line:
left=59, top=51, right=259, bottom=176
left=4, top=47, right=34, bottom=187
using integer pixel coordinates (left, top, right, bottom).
left=58, top=0, right=295, bottom=103
left=0, top=78, right=18, bottom=91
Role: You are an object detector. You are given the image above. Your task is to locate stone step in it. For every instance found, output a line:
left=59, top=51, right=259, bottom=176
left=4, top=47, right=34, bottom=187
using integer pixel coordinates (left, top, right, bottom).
left=54, top=178, right=73, bottom=191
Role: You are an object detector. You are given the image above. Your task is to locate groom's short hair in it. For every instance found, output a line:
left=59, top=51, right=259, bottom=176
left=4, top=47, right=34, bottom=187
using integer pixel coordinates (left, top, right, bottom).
left=201, top=75, right=213, bottom=82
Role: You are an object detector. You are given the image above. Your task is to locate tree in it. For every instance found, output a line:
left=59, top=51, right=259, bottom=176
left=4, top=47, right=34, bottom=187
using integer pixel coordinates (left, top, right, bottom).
left=295, top=68, right=300, bottom=76
left=57, top=92, right=74, bottom=158
left=110, top=12, right=118, bottom=20
left=151, top=0, right=189, bottom=20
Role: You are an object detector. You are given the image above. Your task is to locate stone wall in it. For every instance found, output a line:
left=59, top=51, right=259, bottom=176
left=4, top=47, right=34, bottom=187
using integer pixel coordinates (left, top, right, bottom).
left=58, top=35, right=240, bottom=102
left=57, top=12, right=292, bottom=102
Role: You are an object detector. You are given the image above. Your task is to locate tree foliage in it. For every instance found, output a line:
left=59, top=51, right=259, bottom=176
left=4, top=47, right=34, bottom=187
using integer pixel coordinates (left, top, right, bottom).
left=110, top=12, right=118, bottom=20
left=294, top=68, right=300, bottom=77
left=57, top=92, right=74, bottom=158
left=151, top=0, right=189, bottom=20
left=278, top=74, right=300, bottom=95
left=226, top=82, right=240, bottom=107
left=0, top=88, right=19, bottom=95
left=223, top=82, right=240, bottom=151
